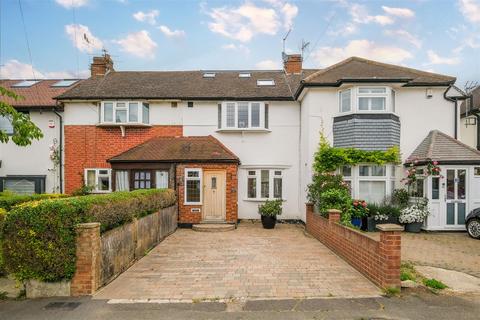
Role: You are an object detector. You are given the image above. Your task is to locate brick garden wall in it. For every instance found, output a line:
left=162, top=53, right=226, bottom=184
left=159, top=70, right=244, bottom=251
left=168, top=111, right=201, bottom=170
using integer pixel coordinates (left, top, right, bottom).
left=64, top=125, right=182, bottom=193
left=306, top=204, right=402, bottom=289
left=176, top=163, right=238, bottom=224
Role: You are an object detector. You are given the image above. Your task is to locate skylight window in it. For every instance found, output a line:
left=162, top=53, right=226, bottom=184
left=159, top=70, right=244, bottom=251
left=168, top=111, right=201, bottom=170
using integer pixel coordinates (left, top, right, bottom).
left=203, top=72, right=216, bottom=78
left=239, top=72, right=251, bottom=78
left=51, top=80, right=78, bottom=87
left=256, top=79, right=275, bottom=86
left=12, top=80, right=40, bottom=87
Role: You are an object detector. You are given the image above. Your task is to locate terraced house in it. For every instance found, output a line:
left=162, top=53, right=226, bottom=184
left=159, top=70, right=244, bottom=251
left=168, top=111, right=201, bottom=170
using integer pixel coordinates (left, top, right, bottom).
left=3, top=53, right=480, bottom=231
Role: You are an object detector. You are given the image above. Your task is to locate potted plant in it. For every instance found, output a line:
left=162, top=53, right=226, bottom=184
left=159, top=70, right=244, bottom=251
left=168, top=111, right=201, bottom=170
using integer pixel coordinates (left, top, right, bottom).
left=258, top=199, right=282, bottom=229
left=399, top=198, right=429, bottom=232
left=350, top=200, right=368, bottom=228
left=364, top=204, right=401, bottom=232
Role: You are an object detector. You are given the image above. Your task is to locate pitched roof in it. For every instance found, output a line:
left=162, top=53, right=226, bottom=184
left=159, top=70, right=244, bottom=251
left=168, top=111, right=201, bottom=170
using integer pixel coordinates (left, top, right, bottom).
left=302, top=57, right=455, bottom=87
left=108, top=135, right=240, bottom=163
left=460, top=86, right=480, bottom=116
left=0, top=79, right=81, bottom=110
left=406, top=130, right=480, bottom=164
left=56, top=70, right=309, bottom=101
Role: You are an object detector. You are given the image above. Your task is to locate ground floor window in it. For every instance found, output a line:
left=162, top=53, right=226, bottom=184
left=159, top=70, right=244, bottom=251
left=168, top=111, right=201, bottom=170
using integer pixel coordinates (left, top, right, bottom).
left=185, top=168, right=202, bottom=204
left=85, top=168, right=111, bottom=193
left=133, top=171, right=152, bottom=189
left=115, top=171, right=129, bottom=191
left=247, top=169, right=283, bottom=200
left=0, top=176, right=45, bottom=194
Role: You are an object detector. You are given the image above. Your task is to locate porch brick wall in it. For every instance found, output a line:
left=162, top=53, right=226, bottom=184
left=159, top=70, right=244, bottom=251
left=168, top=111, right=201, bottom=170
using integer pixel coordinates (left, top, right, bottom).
left=306, top=204, right=402, bottom=289
left=64, top=125, right=183, bottom=194
left=176, top=163, right=238, bottom=224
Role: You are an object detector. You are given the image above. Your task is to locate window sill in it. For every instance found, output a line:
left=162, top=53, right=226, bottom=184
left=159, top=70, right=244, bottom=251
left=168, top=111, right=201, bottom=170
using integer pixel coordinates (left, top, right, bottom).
left=184, top=202, right=202, bottom=206
left=216, top=128, right=271, bottom=133
left=96, top=123, right=152, bottom=128
left=243, top=198, right=286, bottom=202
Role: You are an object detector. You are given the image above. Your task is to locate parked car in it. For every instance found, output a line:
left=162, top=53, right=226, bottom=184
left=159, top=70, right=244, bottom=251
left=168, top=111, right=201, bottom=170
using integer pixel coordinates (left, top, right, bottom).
left=466, top=208, right=480, bottom=239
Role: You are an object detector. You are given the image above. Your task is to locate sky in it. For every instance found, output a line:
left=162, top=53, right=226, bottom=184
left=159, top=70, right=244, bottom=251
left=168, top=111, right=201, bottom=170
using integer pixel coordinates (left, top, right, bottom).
left=0, top=0, right=479, bottom=88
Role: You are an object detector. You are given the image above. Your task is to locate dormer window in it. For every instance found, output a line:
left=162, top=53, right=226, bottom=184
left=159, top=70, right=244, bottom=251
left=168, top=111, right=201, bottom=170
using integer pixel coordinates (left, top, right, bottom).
left=101, top=101, right=149, bottom=124
left=338, top=86, right=395, bottom=114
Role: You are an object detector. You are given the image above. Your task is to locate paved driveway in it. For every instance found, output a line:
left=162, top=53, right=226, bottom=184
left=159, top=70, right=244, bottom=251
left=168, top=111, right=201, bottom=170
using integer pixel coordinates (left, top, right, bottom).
left=95, top=222, right=380, bottom=302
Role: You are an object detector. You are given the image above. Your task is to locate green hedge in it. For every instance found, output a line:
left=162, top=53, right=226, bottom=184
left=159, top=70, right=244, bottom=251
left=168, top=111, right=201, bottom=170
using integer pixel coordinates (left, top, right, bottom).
left=0, top=208, right=6, bottom=276
left=1, top=189, right=176, bottom=282
left=0, top=192, right=68, bottom=211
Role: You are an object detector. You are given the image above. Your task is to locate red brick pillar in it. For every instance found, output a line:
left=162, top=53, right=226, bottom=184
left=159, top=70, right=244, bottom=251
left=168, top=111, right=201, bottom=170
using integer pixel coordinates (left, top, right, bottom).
left=377, top=224, right=404, bottom=288
left=327, top=209, right=341, bottom=224
left=71, top=222, right=101, bottom=296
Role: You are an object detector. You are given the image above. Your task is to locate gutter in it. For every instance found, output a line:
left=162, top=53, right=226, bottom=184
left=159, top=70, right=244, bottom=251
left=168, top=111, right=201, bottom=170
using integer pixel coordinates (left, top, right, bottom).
left=443, top=85, right=468, bottom=140
left=53, top=106, right=64, bottom=194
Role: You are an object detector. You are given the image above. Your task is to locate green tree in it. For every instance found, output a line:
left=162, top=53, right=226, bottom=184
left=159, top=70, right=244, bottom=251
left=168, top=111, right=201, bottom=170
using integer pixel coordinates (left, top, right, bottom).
left=0, top=86, right=43, bottom=146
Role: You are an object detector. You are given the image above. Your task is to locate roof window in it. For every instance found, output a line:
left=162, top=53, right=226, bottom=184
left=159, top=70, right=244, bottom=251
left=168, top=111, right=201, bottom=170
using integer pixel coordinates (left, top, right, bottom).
left=203, top=72, right=216, bottom=78
left=51, top=80, right=78, bottom=87
left=256, top=79, right=275, bottom=86
left=239, top=72, right=251, bottom=78
left=12, top=80, right=40, bottom=87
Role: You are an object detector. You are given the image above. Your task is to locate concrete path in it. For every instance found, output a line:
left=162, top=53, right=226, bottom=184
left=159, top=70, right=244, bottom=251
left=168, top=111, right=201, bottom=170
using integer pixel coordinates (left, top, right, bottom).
left=94, top=222, right=380, bottom=301
left=416, top=266, right=480, bottom=294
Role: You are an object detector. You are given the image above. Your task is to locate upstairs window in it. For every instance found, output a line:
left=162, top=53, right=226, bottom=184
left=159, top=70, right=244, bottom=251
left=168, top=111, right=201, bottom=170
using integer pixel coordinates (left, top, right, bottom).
left=357, top=87, right=387, bottom=111
left=339, top=89, right=351, bottom=112
left=101, top=101, right=149, bottom=124
left=221, top=102, right=266, bottom=130
left=338, top=86, right=395, bottom=113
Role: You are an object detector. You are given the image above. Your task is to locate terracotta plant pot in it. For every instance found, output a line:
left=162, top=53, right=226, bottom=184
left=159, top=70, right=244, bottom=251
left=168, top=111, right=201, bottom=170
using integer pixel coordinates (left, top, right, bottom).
left=261, top=215, right=276, bottom=229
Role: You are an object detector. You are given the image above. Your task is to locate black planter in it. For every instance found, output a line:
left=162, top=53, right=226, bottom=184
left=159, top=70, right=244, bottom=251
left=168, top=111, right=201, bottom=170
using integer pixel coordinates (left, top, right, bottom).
left=405, top=222, right=423, bottom=233
left=364, top=215, right=400, bottom=232
left=261, top=215, right=277, bottom=229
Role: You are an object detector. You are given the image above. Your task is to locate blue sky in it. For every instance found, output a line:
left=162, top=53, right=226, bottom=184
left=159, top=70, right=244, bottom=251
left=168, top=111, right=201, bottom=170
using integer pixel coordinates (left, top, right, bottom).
left=1, top=0, right=479, bottom=87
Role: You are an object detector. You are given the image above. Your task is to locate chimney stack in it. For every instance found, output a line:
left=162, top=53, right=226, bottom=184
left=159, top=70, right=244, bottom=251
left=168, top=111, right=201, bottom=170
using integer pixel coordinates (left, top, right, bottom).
left=90, top=53, right=114, bottom=78
left=283, top=54, right=302, bottom=74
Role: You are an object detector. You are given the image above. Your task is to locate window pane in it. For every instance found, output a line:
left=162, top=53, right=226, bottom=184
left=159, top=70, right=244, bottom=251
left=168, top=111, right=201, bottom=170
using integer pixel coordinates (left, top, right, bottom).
left=340, top=90, right=351, bottom=112
left=474, top=167, right=480, bottom=175
left=458, top=203, right=466, bottom=224
left=392, top=90, right=396, bottom=112
left=248, top=177, right=256, bottom=198
left=87, top=170, right=96, bottom=187
left=359, top=181, right=386, bottom=204
left=358, top=97, right=369, bottom=110
left=226, top=103, right=235, bottom=127
left=238, top=103, right=248, bottom=128
left=0, top=115, right=13, bottom=134
left=432, top=177, right=440, bottom=200
left=371, top=166, right=386, bottom=176
left=261, top=170, right=269, bottom=198
left=187, top=171, right=199, bottom=178
left=359, top=87, right=386, bottom=94
left=371, top=97, right=386, bottom=110
left=186, top=180, right=200, bottom=202
left=142, top=103, right=150, bottom=124
left=116, top=109, right=127, bottom=123
left=104, top=103, right=113, bottom=122
left=446, top=203, right=455, bottom=224
left=211, top=177, right=217, bottom=189
left=98, top=175, right=110, bottom=191
left=4, top=179, right=35, bottom=195
left=251, top=103, right=260, bottom=127
left=116, top=171, right=129, bottom=191
left=342, top=166, right=352, bottom=177
left=446, top=169, right=455, bottom=200
left=129, top=103, right=138, bottom=122
left=274, top=177, right=282, bottom=198
left=458, top=169, right=466, bottom=200
left=359, top=166, right=369, bottom=176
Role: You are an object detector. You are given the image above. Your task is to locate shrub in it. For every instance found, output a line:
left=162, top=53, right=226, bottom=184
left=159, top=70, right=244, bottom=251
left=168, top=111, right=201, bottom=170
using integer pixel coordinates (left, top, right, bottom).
left=258, top=199, right=282, bottom=217
left=2, top=189, right=176, bottom=282
left=0, top=208, right=6, bottom=276
left=399, top=200, right=429, bottom=224
left=307, top=172, right=351, bottom=215
left=0, top=192, right=67, bottom=211
left=391, top=189, right=410, bottom=209
left=349, top=199, right=369, bottom=218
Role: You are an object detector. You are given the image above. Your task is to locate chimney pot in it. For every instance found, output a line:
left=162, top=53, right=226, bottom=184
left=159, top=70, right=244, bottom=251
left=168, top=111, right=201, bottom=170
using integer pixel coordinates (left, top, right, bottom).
left=90, top=54, right=114, bottom=78
left=283, top=54, right=302, bottom=74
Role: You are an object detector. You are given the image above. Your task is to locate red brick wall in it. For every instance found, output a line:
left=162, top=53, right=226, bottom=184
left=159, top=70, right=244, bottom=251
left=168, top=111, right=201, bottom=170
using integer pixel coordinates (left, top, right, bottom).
left=176, top=163, right=238, bottom=224
left=64, top=125, right=182, bottom=193
left=306, top=204, right=402, bottom=289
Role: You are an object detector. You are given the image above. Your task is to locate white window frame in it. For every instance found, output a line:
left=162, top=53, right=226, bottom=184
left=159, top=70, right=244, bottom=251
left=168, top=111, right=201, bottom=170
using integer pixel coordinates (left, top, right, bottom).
left=341, top=165, right=396, bottom=203
left=357, top=87, right=389, bottom=112
left=339, top=89, right=352, bottom=113
left=184, top=168, right=202, bottom=205
left=246, top=169, right=284, bottom=201
left=100, top=101, right=149, bottom=125
left=0, top=115, right=14, bottom=135
left=221, top=102, right=266, bottom=130
left=84, top=168, right=112, bottom=193
left=337, top=86, right=395, bottom=114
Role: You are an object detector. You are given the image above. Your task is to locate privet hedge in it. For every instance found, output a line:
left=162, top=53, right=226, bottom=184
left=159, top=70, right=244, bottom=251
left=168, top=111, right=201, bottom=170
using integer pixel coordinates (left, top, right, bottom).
left=1, top=189, right=176, bottom=282
left=0, top=192, right=67, bottom=211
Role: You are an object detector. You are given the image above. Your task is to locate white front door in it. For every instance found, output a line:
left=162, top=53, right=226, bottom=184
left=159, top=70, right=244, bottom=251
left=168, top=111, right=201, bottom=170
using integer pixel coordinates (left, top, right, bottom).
left=445, top=168, right=467, bottom=227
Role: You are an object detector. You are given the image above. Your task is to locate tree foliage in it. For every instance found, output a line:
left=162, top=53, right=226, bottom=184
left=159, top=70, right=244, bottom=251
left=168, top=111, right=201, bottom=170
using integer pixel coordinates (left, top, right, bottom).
left=0, top=86, right=43, bottom=146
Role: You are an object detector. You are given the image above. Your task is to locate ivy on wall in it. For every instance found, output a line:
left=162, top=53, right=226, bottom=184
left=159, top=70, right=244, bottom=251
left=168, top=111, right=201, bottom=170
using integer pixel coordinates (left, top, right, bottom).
left=312, top=134, right=401, bottom=173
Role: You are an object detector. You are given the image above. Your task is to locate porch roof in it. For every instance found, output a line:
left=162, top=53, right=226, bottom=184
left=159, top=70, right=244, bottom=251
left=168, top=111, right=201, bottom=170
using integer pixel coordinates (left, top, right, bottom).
left=406, top=130, right=480, bottom=165
left=108, top=135, right=240, bottom=164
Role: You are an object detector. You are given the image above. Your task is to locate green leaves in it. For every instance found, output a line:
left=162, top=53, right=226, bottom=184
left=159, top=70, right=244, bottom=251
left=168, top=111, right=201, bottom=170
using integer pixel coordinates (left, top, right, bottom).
left=258, top=199, right=282, bottom=217
left=0, top=86, right=43, bottom=146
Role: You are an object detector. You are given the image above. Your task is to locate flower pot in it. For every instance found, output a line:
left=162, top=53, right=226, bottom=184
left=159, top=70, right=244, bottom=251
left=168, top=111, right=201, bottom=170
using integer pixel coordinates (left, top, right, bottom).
left=351, top=217, right=362, bottom=228
left=261, top=215, right=276, bottom=229
left=365, top=216, right=389, bottom=232
left=405, top=222, right=423, bottom=233
left=387, top=215, right=399, bottom=224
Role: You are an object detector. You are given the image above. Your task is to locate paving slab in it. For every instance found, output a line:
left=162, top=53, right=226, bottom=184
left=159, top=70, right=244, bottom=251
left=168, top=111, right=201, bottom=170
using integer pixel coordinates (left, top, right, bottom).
left=95, top=222, right=380, bottom=301
left=415, top=265, right=480, bottom=294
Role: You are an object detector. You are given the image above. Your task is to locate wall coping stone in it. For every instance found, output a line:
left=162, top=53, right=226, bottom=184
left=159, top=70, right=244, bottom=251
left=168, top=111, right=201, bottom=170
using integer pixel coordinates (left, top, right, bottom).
left=76, top=222, right=101, bottom=229
left=376, top=224, right=404, bottom=232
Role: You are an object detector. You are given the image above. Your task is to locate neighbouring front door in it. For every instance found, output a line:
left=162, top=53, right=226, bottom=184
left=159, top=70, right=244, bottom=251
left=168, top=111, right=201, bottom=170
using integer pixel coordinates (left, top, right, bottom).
left=203, top=171, right=226, bottom=221
left=445, top=168, right=467, bottom=227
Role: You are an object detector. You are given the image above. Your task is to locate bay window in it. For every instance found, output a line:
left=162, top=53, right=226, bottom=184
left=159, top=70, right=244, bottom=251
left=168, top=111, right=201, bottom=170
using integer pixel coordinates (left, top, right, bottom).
left=101, top=101, right=149, bottom=124
left=247, top=169, right=283, bottom=200
left=358, top=87, right=387, bottom=111
left=338, top=86, right=396, bottom=113
left=221, top=102, right=266, bottom=130
left=339, top=89, right=351, bottom=113
left=85, top=168, right=111, bottom=193
left=185, top=168, right=202, bottom=204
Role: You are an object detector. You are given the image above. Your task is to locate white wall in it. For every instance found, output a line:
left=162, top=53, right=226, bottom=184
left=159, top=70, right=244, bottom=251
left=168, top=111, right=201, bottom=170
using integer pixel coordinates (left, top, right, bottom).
left=0, top=110, right=61, bottom=193
left=459, top=116, right=477, bottom=149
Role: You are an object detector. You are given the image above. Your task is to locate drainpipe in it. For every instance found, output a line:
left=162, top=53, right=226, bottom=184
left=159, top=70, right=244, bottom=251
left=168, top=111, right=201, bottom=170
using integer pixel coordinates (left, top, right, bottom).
left=476, top=112, right=480, bottom=151
left=53, top=107, right=63, bottom=194
left=454, top=100, right=458, bottom=139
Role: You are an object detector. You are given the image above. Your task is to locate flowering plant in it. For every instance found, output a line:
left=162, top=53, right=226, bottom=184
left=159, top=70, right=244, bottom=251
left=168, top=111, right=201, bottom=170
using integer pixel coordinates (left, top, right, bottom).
left=349, top=199, right=369, bottom=218
left=49, top=139, right=60, bottom=167
left=399, top=200, right=430, bottom=224
left=402, top=158, right=441, bottom=185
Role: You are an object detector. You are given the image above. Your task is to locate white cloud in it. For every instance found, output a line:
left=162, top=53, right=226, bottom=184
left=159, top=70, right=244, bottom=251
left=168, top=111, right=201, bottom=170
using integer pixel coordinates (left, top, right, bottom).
left=459, top=0, right=480, bottom=24
left=427, top=50, right=461, bottom=65
left=381, top=6, right=415, bottom=18
left=65, top=24, right=103, bottom=53
left=349, top=3, right=394, bottom=25
left=312, top=39, right=413, bottom=67
left=158, top=25, right=186, bottom=38
left=206, top=1, right=298, bottom=42
left=55, top=0, right=88, bottom=9
left=384, top=30, right=422, bottom=48
left=0, top=59, right=88, bottom=79
left=115, top=30, right=157, bottom=59
left=133, top=10, right=159, bottom=25
left=221, top=43, right=250, bottom=54
left=255, top=59, right=281, bottom=69
left=328, top=22, right=357, bottom=36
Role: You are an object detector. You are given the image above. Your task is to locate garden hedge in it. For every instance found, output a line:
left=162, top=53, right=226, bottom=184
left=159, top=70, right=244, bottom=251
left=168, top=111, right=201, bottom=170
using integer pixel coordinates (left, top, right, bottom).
left=0, top=192, right=68, bottom=211
left=1, top=189, right=176, bottom=282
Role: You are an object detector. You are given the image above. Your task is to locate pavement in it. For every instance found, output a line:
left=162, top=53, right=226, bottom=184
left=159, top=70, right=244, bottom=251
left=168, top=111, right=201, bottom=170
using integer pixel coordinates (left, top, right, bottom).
left=2, top=291, right=480, bottom=319
left=415, top=265, right=480, bottom=294
left=94, top=221, right=380, bottom=301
